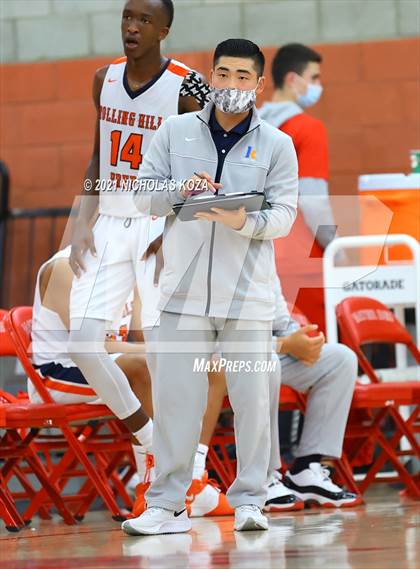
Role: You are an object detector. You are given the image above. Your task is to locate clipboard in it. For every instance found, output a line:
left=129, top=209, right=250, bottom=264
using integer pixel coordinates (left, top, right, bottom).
left=172, top=191, right=271, bottom=222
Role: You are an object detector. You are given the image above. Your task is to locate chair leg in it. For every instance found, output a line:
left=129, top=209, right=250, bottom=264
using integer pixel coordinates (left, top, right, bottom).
left=25, top=453, right=76, bottom=525
left=9, top=464, right=52, bottom=520
left=23, top=446, right=77, bottom=522
left=207, top=445, right=234, bottom=492
left=333, top=455, right=364, bottom=501
left=61, top=426, right=126, bottom=520
left=346, top=408, right=389, bottom=465
left=358, top=429, right=420, bottom=497
left=0, top=484, right=25, bottom=531
left=357, top=406, right=420, bottom=494
left=74, top=451, right=132, bottom=519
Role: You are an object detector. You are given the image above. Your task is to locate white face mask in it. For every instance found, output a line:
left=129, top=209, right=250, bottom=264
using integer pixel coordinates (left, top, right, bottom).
left=210, top=86, right=257, bottom=114
left=297, top=82, right=323, bottom=108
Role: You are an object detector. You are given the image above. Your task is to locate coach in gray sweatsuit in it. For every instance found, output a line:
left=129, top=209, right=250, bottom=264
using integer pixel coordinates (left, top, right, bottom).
left=134, top=46, right=298, bottom=511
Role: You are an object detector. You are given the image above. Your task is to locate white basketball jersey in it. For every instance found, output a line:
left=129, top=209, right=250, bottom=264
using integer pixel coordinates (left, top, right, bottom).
left=99, top=57, right=190, bottom=218
left=32, top=248, right=135, bottom=369
left=32, top=247, right=75, bottom=369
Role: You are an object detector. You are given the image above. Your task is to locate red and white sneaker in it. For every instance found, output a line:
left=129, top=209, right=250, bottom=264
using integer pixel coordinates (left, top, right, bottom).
left=186, top=472, right=233, bottom=517
left=263, top=471, right=304, bottom=512
left=284, top=463, right=363, bottom=508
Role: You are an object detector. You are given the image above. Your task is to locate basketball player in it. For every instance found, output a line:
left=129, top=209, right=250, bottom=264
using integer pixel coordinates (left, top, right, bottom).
left=67, top=0, right=231, bottom=516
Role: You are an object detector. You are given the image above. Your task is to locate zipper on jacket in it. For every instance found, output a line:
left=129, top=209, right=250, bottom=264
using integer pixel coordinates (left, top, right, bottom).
left=198, top=115, right=260, bottom=316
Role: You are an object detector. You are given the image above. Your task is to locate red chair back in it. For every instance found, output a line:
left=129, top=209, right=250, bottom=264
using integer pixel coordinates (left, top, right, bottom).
left=5, top=307, right=54, bottom=404
left=0, top=309, right=16, bottom=357
left=336, top=296, right=420, bottom=383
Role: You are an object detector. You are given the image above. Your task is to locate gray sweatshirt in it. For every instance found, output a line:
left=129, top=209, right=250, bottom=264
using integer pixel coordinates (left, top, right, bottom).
left=134, top=102, right=298, bottom=321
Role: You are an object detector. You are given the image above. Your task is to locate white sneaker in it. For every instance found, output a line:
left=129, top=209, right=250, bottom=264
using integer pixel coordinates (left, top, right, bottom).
left=122, top=507, right=192, bottom=536
left=234, top=505, right=268, bottom=532
left=284, top=463, right=362, bottom=508
left=263, top=471, right=304, bottom=512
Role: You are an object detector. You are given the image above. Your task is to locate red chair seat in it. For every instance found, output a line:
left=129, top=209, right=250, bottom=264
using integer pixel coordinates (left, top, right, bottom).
left=0, top=402, right=114, bottom=428
left=352, top=382, right=419, bottom=408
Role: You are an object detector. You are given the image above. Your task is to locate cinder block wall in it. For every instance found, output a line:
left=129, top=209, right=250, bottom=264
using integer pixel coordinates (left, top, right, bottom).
left=1, top=0, right=419, bottom=63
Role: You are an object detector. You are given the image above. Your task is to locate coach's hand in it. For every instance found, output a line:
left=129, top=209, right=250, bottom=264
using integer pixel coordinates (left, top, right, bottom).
left=194, top=206, right=247, bottom=230
left=280, top=325, right=325, bottom=366
left=180, top=171, right=222, bottom=199
left=142, top=234, right=163, bottom=286
left=69, top=222, right=96, bottom=277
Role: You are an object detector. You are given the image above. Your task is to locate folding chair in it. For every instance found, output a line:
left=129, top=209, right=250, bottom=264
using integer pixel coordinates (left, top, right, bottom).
left=5, top=306, right=134, bottom=523
left=0, top=309, right=77, bottom=531
left=336, top=296, right=420, bottom=497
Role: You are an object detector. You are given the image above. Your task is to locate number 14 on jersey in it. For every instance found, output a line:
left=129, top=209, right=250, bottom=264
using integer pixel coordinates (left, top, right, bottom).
left=110, top=130, right=144, bottom=170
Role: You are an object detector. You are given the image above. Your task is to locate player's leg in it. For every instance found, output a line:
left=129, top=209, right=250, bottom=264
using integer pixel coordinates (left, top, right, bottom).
left=69, top=216, right=151, bottom=446
left=69, top=318, right=150, bottom=436
left=219, top=319, right=271, bottom=531
left=116, top=353, right=153, bottom=418
left=112, top=352, right=154, bottom=515
left=281, top=344, right=359, bottom=506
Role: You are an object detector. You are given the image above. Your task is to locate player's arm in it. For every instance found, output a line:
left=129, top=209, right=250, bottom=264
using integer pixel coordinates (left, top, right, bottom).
left=105, top=288, right=145, bottom=353
left=69, top=65, right=108, bottom=277
left=127, top=287, right=145, bottom=343
left=178, top=70, right=211, bottom=114
left=39, top=259, right=73, bottom=330
left=105, top=340, right=146, bottom=354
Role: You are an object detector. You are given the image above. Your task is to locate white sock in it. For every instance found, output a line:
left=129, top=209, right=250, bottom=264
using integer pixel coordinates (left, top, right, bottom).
left=193, top=443, right=208, bottom=480
left=133, top=419, right=153, bottom=449
left=132, top=419, right=154, bottom=483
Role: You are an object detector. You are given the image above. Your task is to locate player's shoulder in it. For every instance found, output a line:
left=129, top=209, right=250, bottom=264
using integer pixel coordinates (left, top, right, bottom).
left=166, top=58, right=191, bottom=78
left=94, top=65, right=109, bottom=83
left=96, top=55, right=127, bottom=79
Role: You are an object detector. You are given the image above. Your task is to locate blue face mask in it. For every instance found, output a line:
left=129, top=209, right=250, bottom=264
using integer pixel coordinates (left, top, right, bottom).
left=297, top=83, right=323, bottom=108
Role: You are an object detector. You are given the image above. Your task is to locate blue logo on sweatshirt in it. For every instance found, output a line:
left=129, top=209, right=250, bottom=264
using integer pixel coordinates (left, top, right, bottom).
left=245, top=146, right=257, bottom=160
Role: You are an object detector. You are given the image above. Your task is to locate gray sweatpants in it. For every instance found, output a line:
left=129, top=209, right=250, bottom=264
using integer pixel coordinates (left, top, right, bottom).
left=268, top=343, right=358, bottom=476
left=146, top=311, right=272, bottom=510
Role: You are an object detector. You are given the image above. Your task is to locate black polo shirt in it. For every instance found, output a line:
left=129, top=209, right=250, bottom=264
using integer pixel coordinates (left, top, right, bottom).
left=208, top=107, right=252, bottom=186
